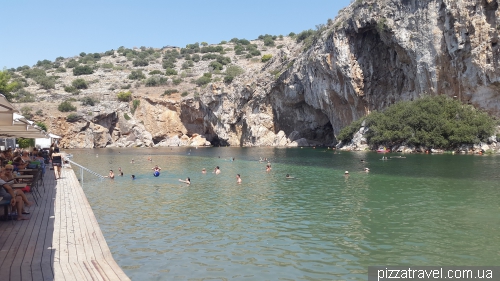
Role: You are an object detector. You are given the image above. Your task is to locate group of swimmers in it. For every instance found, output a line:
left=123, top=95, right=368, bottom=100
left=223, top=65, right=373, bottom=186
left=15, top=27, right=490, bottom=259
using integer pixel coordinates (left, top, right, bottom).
left=104, top=155, right=309, bottom=186
left=106, top=167, right=135, bottom=179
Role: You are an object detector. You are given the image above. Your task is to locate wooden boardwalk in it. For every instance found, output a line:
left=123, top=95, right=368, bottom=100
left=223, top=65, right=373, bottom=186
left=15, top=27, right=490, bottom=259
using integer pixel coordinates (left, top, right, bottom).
left=0, top=165, right=130, bottom=280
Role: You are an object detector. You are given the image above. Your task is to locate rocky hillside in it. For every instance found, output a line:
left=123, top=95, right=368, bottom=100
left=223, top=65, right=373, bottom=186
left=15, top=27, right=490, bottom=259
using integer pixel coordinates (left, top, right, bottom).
left=7, top=0, right=500, bottom=149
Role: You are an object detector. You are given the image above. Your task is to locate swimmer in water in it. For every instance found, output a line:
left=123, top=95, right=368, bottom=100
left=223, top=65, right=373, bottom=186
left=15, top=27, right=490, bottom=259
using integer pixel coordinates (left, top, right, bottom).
left=131, top=175, right=135, bottom=180
left=105, top=170, right=115, bottom=179
left=236, top=174, right=242, bottom=184
left=266, top=164, right=272, bottom=172
left=152, top=165, right=161, bottom=176
left=285, top=174, right=295, bottom=179
left=202, top=168, right=206, bottom=174
left=179, top=177, right=191, bottom=185
left=214, top=166, right=221, bottom=175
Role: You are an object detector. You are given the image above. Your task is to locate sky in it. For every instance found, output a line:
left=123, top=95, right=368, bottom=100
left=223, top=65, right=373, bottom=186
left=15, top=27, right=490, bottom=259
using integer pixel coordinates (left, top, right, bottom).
left=1, top=0, right=352, bottom=69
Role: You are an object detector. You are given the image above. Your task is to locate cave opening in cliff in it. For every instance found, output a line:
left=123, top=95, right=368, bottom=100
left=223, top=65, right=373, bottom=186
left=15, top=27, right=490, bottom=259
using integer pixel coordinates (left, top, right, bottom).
left=211, top=135, right=229, bottom=147
left=152, top=136, right=164, bottom=145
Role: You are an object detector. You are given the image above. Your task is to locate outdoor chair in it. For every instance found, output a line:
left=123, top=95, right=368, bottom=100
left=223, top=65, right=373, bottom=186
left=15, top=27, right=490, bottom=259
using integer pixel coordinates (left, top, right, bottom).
left=0, top=198, right=14, bottom=223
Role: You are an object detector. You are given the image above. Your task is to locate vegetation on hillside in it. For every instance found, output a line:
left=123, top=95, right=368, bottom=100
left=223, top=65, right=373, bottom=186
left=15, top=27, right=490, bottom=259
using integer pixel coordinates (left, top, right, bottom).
left=0, top=70, right=18, bottom=101
left=337, top=96, right=497, bottom=149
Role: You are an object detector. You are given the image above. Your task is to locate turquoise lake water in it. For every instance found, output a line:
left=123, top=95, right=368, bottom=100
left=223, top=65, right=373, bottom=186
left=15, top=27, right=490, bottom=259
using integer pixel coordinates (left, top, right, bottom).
left=68, top=147, right=500, bottom=280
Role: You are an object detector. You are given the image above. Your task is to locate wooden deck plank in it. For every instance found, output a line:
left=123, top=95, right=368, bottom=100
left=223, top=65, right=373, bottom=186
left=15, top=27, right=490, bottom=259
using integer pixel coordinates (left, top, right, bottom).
left=10, top=186, right=44, bottom=281
left=40, top=170, right=56, bottom=281
left=30, top=178, right=55, bottom=281
left=19, top=185, right=49, bottom=281
left=0, top=160, right=129, bottom=281
left=52, top=166, right=63, bottom=280
left=0, top=204, right=32, bottom=279
left=67, top=169, right=117, bottom=280
left=64, top=169, right=98, bottom=281
left=56, top=169, right=76, bottom=280
left=27, top=169, right=56, bottom=281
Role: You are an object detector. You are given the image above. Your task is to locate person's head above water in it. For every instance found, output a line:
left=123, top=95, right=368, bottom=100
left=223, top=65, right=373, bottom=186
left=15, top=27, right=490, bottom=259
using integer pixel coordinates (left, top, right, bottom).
left=131, top=175, right=135, bottom=179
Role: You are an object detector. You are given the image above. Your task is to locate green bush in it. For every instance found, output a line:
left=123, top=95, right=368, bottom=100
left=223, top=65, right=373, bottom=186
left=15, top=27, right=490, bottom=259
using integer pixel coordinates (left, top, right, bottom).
left=263, top=37, right=275, bottom=46
left=72, top=78, right=88, bottom=89
left=173, top=78, right=182, bottom=85
left=55, top=67, right=67, bottom=72
left=22, top=68, right=46, bottom=79
left=66, top=113, right=80, bottom=122
left=181, top=61, right=191, bottom=69
left=195, top=73, right=211, bottom=86
left=35, top=121, right=47, bottom=131
left=181, top=91, right=188, bottom=97
left=73, top=65, right=94, bottom=76
left=224, top=76, right=234, bottom=83
left=161, top=89, right=178, bottom=96
left=225, top=65, right=244, bottom=77
left=17, top=138, right=35, bottom=149
left=58, top=101, right=77, bottom=112
left=36, top=59, right=54, bottom=70
left=296, top=29, right=316, bottom=43
left=128, top=70, right=145, bottom=80
left=201, top=45, right=224, bottom=53
left=192, top=54, right=200, bottom=62
left=66, top=59, right=79, bottom=68
left=20, top=106, right=33, bottom=119
left=131, top=99, right=140, bottom=114
left=145, top=76, right=168, bottom=87
left=80, top=52, right=86, bottom=57
left=81, top=96, right=98, bottom=106
left=165, top=68, right=177, bottom=76
left=117, top=91, right=132, bottom=102
left=149, top=70, right=163, bottom=75
left=261, top=54, right=273, bottom=62
left=133, top=58, right=149, bottom=67
left=124, top=113, right=131, bottom=120
left=337, top=118, right=365, bottom=143
left=339, top=95, right=497, bottom=149
left=250, top=49, right=261, bottom=57
left=34, top=76, right=56, bottom=89
left=101, top=63, right=114, bottom=69
left=15, top=89, right=35, bottom=102
left=209, top=61, right=223, bottom=71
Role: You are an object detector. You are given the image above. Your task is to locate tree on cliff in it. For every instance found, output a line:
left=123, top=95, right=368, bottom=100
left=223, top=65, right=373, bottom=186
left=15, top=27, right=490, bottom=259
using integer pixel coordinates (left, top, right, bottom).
left=338, top=95, right=497, bottom=149
left=0, top=70, right=19, bottom=101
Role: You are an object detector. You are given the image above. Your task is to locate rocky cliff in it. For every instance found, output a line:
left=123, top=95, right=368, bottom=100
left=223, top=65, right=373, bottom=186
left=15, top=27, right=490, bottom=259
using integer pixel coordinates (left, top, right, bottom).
left=12, top=0, right=500, bottom=148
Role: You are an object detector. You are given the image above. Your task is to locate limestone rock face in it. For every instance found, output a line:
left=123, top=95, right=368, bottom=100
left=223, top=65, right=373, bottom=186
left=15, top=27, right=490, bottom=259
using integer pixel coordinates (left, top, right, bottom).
left=30, top=0, right=500, bottom=149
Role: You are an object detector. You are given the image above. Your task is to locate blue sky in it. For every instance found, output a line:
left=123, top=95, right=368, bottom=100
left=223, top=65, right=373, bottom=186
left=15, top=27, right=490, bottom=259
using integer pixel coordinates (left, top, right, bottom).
left=1, top=0, right=351, bottom=69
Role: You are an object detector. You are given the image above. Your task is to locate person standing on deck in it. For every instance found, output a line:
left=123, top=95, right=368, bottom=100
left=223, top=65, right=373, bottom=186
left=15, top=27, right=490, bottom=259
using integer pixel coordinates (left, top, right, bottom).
left=51, top=148, right=62, bottom=179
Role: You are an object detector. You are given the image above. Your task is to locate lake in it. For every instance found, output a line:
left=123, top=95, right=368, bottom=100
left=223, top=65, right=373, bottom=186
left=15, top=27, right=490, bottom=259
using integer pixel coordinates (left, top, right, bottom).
left=68, top=147, right=500, bottom=280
